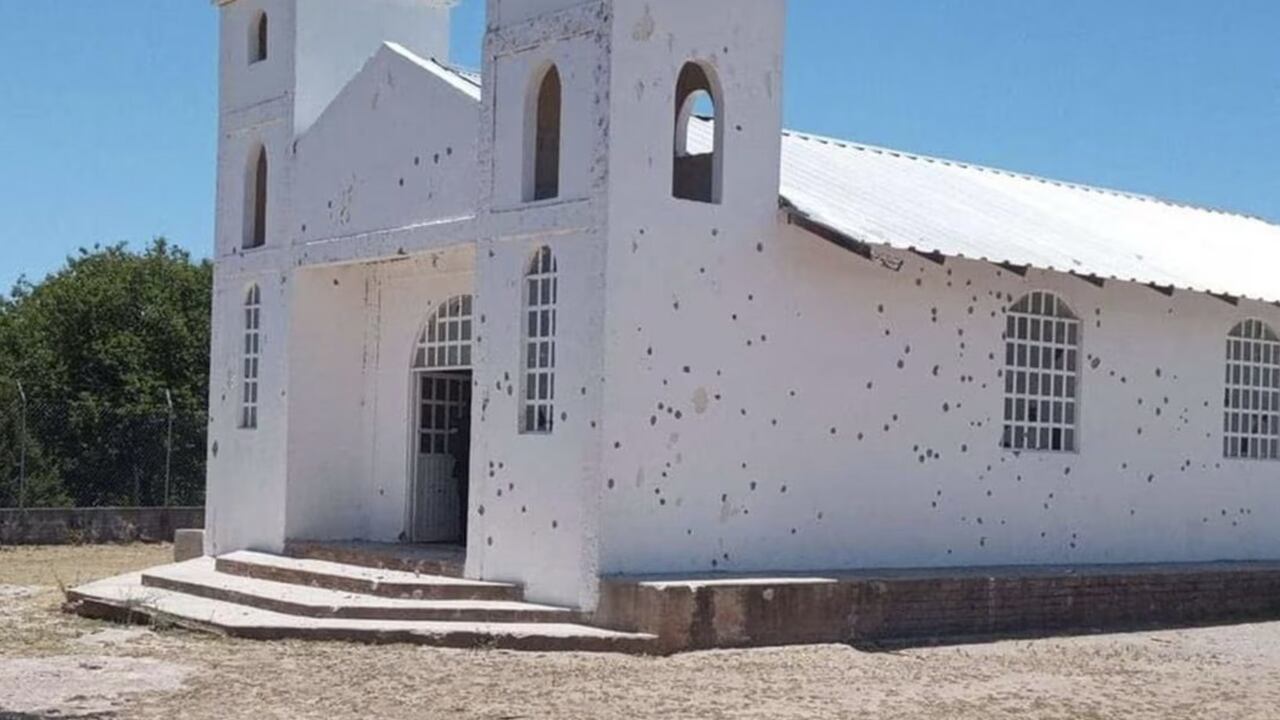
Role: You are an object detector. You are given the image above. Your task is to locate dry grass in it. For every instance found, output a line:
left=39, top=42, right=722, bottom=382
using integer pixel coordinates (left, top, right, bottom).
left=3, top=544, right=1280, bottom=719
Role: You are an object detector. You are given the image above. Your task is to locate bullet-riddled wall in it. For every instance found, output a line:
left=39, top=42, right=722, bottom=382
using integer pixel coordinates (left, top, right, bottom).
left=599, top=216, right=1280, bottom=576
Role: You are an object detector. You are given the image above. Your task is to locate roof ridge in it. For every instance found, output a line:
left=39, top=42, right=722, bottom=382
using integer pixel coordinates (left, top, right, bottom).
left=780, top=128, right=1277, bottom=227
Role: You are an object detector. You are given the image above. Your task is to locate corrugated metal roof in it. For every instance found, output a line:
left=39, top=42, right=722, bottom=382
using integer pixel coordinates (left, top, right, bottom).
left=775, top=128, right=1280, bottom=304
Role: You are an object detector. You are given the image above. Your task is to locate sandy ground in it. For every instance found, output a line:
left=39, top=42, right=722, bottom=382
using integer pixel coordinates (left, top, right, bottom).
left=2, top=544, right=1280, bottom=719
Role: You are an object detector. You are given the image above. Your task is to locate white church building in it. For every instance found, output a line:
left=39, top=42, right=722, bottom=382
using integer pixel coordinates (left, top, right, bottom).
left=203, top=0, right=1280, bottom=613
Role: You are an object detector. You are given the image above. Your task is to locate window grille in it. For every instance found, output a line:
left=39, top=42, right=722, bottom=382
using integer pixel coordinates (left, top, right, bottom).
left=241, top=285, right=262, bottom=430
left=1002, top=291, right=1079, bottom=452
left=1224, top=319, right=1280, bottom=460
left=413, top=296, right=473, bottom=371
left=521, top=247, right=558, bottom=434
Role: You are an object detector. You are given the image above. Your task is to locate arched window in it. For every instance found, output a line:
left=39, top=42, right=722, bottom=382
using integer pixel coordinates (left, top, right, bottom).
left=1224, top=319, right=1280, bottom=460
left=521, top=247, right=558, bottom=434
left=241, top=285, right=262, bottom=430
left=672, top=62, right=722, bottom=204
left=413, top=295, right=474, bottom=371
left=1002, top=291, right=1079, bottom=452
left=250, top=12, right=268, bottom=64
left=244, top=145, right=268, bottom=249
left=526, top=65, right=562, bottom=202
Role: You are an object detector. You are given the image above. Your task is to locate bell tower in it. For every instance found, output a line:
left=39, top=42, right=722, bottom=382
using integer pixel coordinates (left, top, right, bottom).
left=470, top=0, right=786, bottom=609
left=212, top=0, right=453, bottom=257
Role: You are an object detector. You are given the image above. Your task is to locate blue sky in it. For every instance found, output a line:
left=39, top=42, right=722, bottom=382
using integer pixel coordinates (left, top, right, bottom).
left=1, top=0, right=1277, bottom=293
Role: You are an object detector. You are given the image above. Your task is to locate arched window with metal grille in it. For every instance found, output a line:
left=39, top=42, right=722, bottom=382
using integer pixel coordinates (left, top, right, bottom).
left=520, top=246, right=558, bottom=434
left=1002, top=291, right=1080, bottom=452
left=1224, top=319, right=1280, bottom=460
left=413, top=295, right=474, bottom=372
left=241, top=284, right=262, bottom=430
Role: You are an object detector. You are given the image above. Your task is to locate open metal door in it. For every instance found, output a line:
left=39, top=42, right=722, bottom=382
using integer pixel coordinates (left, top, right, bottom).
left=411, top=372, right=471, bottom=543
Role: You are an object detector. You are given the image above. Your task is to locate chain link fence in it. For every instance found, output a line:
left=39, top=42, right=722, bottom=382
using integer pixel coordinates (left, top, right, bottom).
left=0, top=390, right=207, bottom=509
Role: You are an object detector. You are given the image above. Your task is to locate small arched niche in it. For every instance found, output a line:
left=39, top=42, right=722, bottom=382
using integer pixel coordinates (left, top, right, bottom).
left=525, top=64, right=562, bottom=202
left=243, top=144, right=268, bottom=250
left=249, top=11, right=268, bottom=65
left=673, top=62, right=723, bottom=204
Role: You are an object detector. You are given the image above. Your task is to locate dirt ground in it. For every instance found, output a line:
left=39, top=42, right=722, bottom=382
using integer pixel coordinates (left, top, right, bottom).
left=2, top=544, right=1280, bottom=719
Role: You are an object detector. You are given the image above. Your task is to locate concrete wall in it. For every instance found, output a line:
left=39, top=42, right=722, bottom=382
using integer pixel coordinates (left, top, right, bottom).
left=0, top=507, right=204, bottom=546
left=598, top=218, right=1280, bottom=576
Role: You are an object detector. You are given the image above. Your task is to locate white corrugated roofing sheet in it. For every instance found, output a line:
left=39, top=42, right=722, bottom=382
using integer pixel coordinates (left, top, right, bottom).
left=776, top=128, right=1280, bottom=303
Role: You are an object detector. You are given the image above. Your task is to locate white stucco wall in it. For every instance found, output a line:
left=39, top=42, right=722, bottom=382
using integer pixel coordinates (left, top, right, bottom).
left=293, top=44, right=480, bottom=246
left=205, top=268, right=292, bottom=556
left=598, top=217, right=1280, bottom=575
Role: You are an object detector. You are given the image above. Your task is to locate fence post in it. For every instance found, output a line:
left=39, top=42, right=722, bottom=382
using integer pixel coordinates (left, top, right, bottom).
left=16, top=380, right=27, bottom=511
left=164, top=389, right=174, bottom=507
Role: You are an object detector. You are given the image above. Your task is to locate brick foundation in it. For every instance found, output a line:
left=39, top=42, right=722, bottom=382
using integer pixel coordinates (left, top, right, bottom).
left=595, top=562, right=1280, bottom=653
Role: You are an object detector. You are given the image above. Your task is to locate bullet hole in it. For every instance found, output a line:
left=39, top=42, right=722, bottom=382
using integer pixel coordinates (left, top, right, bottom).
left=398, top=178, right=405, bottom=187
left=877, top=304, right=885, bottom=313
left=756, top=242, right=764, bottom=253
left=614, top=441, right=622, bottom=449
left=932, top=366, right=940, bottom=377
left=683, top=366, right=691, bottom=373
left=942, top=403, right=950, bottom=413
left=650, top=416, right=658, bottom=426
left=750, top=481, right=758, bottom=491
left=551, top=520, right=558, bottom=529
left=446, top=147, right=453, bottom=156
left=433, top=154, right=440, bottom=163
left=830, top=427, right=838, bottom=435
left=521, top=506, right=527, bottom=513
left=414, top=156, right=420, bottom=166
left=487, top=537, right=494, bottom=546
left=780, top=485, right=788, bottom=493
left=897, top=360, right=905, bottom=370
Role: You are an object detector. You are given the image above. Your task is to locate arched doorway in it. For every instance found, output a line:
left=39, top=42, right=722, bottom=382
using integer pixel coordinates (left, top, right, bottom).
left=409, top=295, right=473, bottom=543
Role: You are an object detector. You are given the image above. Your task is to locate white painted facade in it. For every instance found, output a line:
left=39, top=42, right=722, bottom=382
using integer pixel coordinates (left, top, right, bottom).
left=206, top=0, right=1280, bottom=610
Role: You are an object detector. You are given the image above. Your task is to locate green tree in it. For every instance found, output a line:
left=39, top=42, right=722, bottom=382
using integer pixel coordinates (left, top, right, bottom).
left=0, top=239, right=212, bottom=507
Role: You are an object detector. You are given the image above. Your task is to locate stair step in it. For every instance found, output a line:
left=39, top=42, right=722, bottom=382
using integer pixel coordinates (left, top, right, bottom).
left=284, top=541, right=465, bottom=578
left=216, top=551, right=522, bottom=602
left=141, top=559, right=578, bottom=623
left=66, top=572, right=658, bottom=654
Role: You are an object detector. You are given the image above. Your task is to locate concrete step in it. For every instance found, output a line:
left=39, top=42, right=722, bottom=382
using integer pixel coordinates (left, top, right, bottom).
left=284, top=540, right=465, bottom=578
left=66, top=572, right=659, bottom=654
left=216, top=551, right=522, bottom=602
left=141, top=559, right=579, bottom=624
